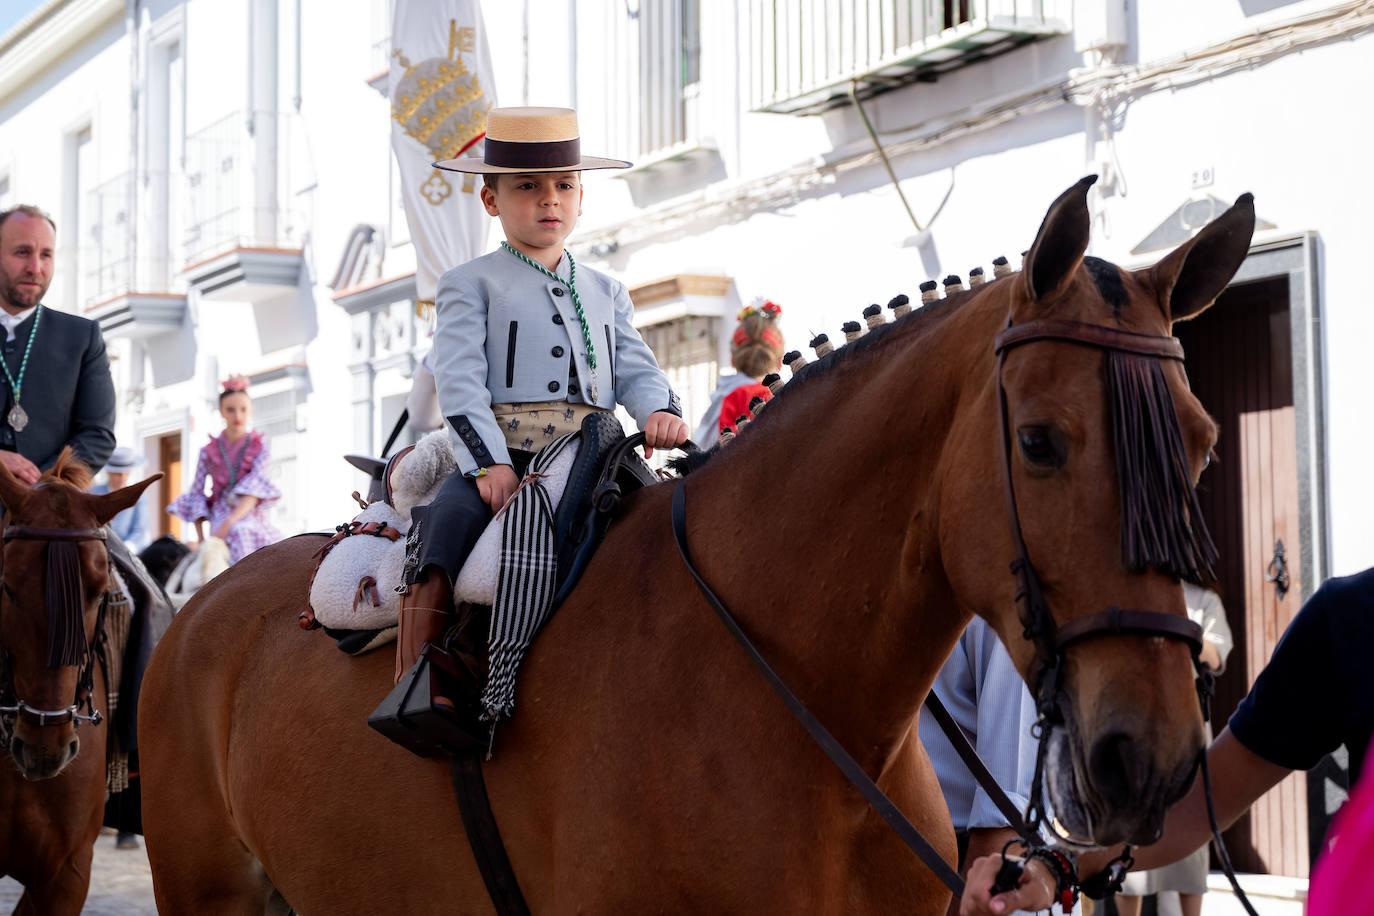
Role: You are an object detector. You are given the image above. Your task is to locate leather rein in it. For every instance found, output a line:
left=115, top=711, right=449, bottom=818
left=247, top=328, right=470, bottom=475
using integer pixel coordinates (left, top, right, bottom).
left=0, top=523, right=109, bottom=745
left=669, top=314, right=1253, bottom=906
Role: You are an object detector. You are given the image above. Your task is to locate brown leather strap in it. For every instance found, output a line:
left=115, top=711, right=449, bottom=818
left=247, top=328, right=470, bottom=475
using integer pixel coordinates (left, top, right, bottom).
left=451, top=753, right=531, bottom=916
left=994, top=319, right=1185, bottom=361
left=1053, top=607, right=1203, bottom=654
left=3, top=526, right=108, bottom=542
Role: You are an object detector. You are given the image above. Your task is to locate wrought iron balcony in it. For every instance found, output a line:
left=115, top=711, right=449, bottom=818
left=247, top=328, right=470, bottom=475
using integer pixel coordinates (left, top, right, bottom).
left=183, top=110, right=312, bottom=265
left=81, top=170, right=188, bottom=339
left=749, top=0, right=1071, bottom=115
left=182, top=110, right=313, bottom=307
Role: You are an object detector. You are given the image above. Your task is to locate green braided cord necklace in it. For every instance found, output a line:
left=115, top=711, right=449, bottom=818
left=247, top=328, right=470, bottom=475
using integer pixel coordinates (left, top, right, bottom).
left=501, top=241, right=600, bottom=401
left=0, top=304, right=42, bottom=432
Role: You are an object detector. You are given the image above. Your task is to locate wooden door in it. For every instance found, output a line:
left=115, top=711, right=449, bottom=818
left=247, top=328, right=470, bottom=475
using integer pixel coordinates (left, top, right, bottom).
left=157, top=433, right=183, bottom=540
left=1175, top=276, right=1308, bottom=876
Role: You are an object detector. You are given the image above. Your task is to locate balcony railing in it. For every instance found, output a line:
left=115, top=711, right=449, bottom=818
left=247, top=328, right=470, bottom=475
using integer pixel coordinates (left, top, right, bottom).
left=749, top=0, right=1071, bottom=115
left=84, top=171, right=134, bottom=304
left=183, top=110, right=313, bottom=265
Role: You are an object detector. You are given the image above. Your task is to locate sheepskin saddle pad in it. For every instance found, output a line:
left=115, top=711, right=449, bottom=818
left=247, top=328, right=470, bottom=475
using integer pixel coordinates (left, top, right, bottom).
left=304, top=412, right=658, bottom=652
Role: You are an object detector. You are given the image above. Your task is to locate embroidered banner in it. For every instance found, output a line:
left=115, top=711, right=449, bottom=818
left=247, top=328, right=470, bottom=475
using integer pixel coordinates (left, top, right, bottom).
left=389, top=0, right=496, bottom=311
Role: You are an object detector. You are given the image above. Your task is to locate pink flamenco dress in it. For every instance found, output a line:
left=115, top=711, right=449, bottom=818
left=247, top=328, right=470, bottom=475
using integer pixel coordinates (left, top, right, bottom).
left=168, top=430, right=283, bottom=563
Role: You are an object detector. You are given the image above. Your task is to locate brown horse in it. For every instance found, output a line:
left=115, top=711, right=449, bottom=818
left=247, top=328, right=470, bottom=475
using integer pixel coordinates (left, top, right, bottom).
left=138, top=179, right=1255, bottom=914
left=0, top=449, right=156, bottom=914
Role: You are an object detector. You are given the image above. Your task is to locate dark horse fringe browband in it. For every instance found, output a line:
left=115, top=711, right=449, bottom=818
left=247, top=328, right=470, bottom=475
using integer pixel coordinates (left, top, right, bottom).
left=45, top=541, right=88, bottom=668
left=1108, top=351, right=1218, bottom=583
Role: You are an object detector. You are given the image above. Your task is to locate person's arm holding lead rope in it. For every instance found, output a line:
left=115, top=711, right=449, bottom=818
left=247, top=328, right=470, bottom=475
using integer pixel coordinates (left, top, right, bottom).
left=964, top=568, right=1374, bottom=915
left=960, top=727, right=1288, bottom=914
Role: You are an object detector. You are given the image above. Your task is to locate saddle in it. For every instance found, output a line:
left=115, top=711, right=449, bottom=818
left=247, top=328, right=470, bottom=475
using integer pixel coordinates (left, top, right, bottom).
left=366, top=414, right=662, bottom=758
left=312, top=414, right=661, bottom=646
left=549, top=412, right=659, bottom=604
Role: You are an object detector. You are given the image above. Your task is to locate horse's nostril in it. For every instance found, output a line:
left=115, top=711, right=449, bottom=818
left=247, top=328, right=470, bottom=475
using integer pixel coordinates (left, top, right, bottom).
left=68, top=738, right=79, bottom=758
left=1088, top=731, right=1143, bottom=803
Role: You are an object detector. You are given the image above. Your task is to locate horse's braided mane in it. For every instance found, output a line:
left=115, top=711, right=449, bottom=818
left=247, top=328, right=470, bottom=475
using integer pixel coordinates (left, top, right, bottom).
left=41, top=447, right=93, bottom=492
left=669, top=267, right=995, bottom=477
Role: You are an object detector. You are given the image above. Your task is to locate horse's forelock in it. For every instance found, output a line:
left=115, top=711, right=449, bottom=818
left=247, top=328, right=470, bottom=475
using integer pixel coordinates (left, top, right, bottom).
left=42, top=449, right=93, bottom=492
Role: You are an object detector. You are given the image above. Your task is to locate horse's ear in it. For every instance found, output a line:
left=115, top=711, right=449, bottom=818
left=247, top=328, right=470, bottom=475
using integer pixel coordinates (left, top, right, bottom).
left=1149, top=193, right=1256, bottom=323
left=0, top=460, right=28, bottom=515
left=88, top=473, right=163, bottom=527
left=1022, top=175, right=1098, bottom=302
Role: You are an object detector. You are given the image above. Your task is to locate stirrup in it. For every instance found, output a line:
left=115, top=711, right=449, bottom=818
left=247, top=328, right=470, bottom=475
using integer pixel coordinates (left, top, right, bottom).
left=367, top=645, right=489, bottom=758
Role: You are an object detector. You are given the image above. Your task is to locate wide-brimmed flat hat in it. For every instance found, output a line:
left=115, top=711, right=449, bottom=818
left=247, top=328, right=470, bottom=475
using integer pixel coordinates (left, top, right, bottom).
left=433, top=107, right=631, bottom=174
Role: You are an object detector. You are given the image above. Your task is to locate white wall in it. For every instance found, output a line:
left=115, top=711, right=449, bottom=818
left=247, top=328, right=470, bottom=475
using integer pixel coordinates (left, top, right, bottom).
left=1, top=0, right=1367, bottom=573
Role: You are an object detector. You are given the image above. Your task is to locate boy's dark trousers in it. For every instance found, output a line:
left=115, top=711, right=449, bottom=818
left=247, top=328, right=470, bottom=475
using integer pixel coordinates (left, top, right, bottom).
left=394, top=451, right=533, bottom=695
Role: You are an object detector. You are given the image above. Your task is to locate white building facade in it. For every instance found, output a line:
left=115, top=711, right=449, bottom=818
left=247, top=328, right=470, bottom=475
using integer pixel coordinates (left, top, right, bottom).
left=2, top=0, right=1368, bottom=893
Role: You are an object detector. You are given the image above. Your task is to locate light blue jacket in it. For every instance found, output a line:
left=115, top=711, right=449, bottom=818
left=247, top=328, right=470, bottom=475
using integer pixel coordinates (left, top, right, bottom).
left=433, top=248, right=679, bottom=474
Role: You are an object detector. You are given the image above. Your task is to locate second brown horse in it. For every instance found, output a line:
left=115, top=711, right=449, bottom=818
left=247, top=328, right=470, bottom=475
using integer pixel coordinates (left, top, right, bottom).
left=0, top=450, right=156, bottom=915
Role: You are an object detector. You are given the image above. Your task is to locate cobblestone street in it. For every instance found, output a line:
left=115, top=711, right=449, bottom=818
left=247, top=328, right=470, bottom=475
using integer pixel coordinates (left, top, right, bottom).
left=0, top=830, right=156, bottom=914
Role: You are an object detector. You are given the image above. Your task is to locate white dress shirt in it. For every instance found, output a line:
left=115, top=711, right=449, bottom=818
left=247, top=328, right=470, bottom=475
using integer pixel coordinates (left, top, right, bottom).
left=0, top=305, right=37, bottom=342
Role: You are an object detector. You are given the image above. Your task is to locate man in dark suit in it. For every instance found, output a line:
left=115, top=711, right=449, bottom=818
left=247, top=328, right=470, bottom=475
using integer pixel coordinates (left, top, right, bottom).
left=0, top=207, right=174, bottom=846
left=0, top=204, right=115, bottom=481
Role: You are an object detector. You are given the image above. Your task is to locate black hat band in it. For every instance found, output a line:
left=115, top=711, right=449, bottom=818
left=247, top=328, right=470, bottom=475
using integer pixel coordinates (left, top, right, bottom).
left=484, top=137, right=581, bottom=170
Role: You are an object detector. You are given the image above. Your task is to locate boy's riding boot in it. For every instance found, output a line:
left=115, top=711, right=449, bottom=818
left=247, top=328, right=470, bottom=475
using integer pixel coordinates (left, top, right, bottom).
left=393, top=575, right=456, bottom=710
left=369, top=573, right=490, bottom=757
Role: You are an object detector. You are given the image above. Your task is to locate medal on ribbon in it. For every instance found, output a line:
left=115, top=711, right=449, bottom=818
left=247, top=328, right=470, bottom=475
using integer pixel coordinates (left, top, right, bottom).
left=1, top=306, right=41, bottom=433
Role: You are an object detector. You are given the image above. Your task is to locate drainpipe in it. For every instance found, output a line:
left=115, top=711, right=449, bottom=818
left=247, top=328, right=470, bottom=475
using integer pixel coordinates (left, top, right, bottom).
left=126, top=0, right=139, bottom=289
left=246, top=0, right=254, bottom=136
left=125, top=0, right=144, bottom=412
left=522, top=0, right=530, bottom=104
left=567, top=0, right=577, bottom=106
left=292, top=0, right=302, bottom=112
left=251, top=0, right=279, bottom=245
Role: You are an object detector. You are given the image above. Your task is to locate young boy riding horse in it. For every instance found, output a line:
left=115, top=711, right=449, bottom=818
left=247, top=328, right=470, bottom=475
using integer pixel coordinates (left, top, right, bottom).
left=379, top=107, right=689, bottom=747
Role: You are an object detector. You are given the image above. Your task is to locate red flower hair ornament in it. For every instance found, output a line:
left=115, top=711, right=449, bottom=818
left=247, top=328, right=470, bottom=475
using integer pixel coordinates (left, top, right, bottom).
left=737, top=300, right=783, bottom=322
left=222, top=374, right=250, bottom=394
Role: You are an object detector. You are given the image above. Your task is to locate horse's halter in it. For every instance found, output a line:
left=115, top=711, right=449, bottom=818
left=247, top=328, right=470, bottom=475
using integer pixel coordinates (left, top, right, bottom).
left=993, top=316, right=1211, bottom=843
left=0, top=522, right=110, bottom=747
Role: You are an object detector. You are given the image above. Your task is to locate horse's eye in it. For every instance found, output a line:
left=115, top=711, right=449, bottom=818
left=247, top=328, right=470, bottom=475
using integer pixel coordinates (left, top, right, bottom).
left=1017, top=426, right=1063, bottom=468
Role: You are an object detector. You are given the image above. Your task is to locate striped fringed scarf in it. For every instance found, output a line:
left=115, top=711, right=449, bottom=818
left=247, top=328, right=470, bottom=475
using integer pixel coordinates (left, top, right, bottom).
left=481, top=432, right=580, bottom=723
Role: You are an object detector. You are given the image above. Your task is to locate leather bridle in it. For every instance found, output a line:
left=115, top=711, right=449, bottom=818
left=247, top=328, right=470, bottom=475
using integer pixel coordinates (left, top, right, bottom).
left=0, top=523, right=109, bottom=745
left=993, top=317, right=1209, bottom=839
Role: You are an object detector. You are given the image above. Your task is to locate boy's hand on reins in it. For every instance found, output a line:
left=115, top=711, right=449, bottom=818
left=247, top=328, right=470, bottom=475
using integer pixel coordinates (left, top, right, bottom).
left=477, top=464, right=519, bottom=514
left=642, top=411, right=688, bottom=458
left=960, top=853, right=1055, bottom=915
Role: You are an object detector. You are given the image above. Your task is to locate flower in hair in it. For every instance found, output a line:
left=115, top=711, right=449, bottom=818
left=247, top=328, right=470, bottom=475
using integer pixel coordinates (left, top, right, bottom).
left=736, top=305, right=759, bottom=322
left=760, top=300, right=782, bottom=319
left=222, top=374, right=250, bottom=393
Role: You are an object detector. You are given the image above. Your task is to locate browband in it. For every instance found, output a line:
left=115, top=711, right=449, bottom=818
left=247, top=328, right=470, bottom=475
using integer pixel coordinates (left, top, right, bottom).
left=995, top=319, right=1185, bottom=361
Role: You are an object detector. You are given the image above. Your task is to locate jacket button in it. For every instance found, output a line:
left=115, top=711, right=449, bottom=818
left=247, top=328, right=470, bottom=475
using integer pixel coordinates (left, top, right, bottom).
left=552, top=314, right=564, bottom=325
left=552, top=287, right=565, bottom=297
left=568, top=383, right=580, bottom=396
left=459, top=423, right=471, bottom=434
left=547, top=381, right=560, bottom=393
left=551, top=345, right=564, bottom=358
